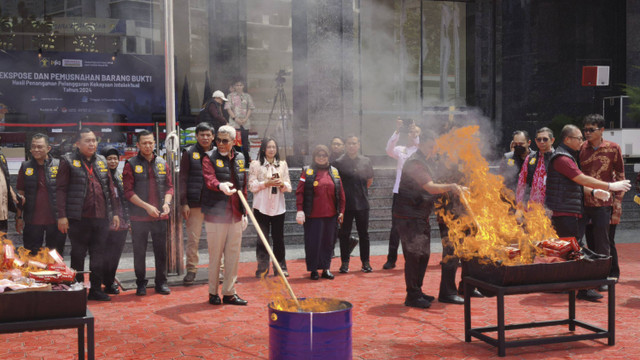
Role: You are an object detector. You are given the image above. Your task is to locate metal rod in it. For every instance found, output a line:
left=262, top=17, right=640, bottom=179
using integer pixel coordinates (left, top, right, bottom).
left=459, top=190, right=481, bottom=233
left=237, top=191, right=302, bottom=311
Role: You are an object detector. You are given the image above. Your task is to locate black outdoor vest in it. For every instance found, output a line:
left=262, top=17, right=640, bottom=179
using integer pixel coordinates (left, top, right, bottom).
left=126, top=153, right=168, bottom=218
left=21, top=156, right=59, bottom=223
left=184, top=143, right=209, bottom=206
left=110, top=168, right=130, bottom=225
left=545, top=144, right=583, bottom=215
left=61, top=150, right=112, bottom=220
left=0, top=152, right=16, bottom=213
left=301, top=165, right=342, bottom=217
left=201, top=149, right=246, bottom=217
left=393, top=150, right=436, bottom=219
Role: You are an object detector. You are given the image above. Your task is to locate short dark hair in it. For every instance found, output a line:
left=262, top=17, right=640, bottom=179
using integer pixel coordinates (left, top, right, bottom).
left=195, top=122, right=214, bottom=135
left=330, top=136, right=344, bottom=144
left=75, top=128, right=95, bottom=143
left=583, top=113, right=605, bottom=128
left=536, top=127, right=554, bottom=139
left=136, top=129, right=154, bottom=143
left=258, top=137, right=280, bottom=165
left=345, top=135, right=359, bottom=142
left=559, top=124, right=579, bottom=142
left=31, top=133, right=49, bottom=146
left=512, top=130, right=530, bottom=142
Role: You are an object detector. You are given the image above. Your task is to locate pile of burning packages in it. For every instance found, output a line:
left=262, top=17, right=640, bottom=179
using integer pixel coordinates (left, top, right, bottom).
left=503, top=237, right=582, bottom=264
left=1, top=242, right=79, bottom=293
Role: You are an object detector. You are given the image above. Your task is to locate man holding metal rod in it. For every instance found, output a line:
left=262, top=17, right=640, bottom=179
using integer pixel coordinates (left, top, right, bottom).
left=393, top=129, right=466, bottom=309
left=201, top=125, right=249, bottom=306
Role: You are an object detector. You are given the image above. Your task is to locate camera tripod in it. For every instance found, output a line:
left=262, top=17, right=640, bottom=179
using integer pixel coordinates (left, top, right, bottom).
left=263, top=71, right=292, bottom=157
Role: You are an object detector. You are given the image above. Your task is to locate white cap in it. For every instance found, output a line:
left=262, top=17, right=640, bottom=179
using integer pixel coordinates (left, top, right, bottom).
left=212, top=90, right=227, bottom=101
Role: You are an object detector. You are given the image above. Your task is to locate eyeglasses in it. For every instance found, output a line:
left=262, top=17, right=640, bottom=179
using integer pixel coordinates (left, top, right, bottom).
left=568, top=135, right=584, bottom=142
left=215, top=138, right=231, bottom=144
left=583, top=128, right=598, bottom=134
left=315, top=153, right=328, bottom=158
left=535, top=137, right=550, bottom=143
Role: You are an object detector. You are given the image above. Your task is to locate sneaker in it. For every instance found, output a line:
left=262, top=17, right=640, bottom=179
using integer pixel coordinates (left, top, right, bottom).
left=404, top=297, right=431, bottom=309
left=382, top=261, right=396, bottom=270
left=183, top=271, right=196, bottom=285
left=155, top=283, right=171, bottom=295
left=577, top=289, right=603, bottom=302
left=104, top=283, right=120, bottom=295
left=339, top=262, right=349, bottom=274
left=88, top=290, right=111, bottom=301
left=361, top=262, right=373, bottom=273
left=136, top=285, right=147, bottom=296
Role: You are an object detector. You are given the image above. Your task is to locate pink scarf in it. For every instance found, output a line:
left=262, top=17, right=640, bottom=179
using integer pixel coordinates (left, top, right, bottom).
left=515, top=154, right=547, bottom=205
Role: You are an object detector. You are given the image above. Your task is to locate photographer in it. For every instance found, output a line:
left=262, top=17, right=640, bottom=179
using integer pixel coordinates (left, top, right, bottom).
left=248, top=137, right=292, bottom=277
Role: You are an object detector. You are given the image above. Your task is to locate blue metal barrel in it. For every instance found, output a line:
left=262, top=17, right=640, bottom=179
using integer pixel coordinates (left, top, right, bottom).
left=268, top=298, right=352, bottom=360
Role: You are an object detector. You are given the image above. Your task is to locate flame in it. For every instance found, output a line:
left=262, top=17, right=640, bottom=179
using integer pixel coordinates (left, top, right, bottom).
left=259, top=274, right=346, bottom=312
left=1, top=237, right=62, bottom=278
left=435, top=126, right=557, bottom=265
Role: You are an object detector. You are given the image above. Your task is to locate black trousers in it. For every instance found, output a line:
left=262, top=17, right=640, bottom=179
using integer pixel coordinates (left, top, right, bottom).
left=386, top=194, right=401, bottom=264
left=552, top=216, right=585, bottom=244
left=609, top=224, right=620, bottom=277
left=254, top=210, right=286, bottom=269
left=68, top=218, right=109, bottom=291
left=338, top=209, right=370, bottom=263
left=304, top=216, right=337, bottom=271
left=396, top=217, right=431, bottom=300
left=584, top=206, right=613, bottom=256
left=103, top=229, right=129, bottom=288
left=438, top=222, right=460, bottom=297
left=131, top=220, right=168, bottom=287
left=22, top=223, right=66, bottom=256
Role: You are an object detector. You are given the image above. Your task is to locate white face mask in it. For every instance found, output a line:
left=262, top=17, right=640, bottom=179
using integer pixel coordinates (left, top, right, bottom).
left=218, top=151, right=228, bottom=156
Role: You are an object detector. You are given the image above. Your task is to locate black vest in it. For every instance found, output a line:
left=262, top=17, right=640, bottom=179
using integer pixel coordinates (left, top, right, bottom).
left=110, top=168, right=130, bottom=226
left=126, top=154, right=168, bottom=218
left=301, top=165, right=342, bottom=217
left=0, top=152, right=16, bottom=213
left=545, top=144, right=583, bottom=215
left=21, top=156, right=59, bottom=223
left=393, top=150, right=436, bottom=219
left=201, top=149, right=247, bottom=217
left=184, top=143, right=209, bottom=206
left=61, top=151, right=113, bottom=220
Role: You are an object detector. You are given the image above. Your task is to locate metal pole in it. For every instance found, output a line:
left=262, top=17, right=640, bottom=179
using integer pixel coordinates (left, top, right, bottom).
left=163, top=0, right=183, bottom=275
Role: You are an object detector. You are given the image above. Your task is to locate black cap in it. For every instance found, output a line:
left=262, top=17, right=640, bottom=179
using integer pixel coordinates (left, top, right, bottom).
left=101, top=146, right=120, bottom=158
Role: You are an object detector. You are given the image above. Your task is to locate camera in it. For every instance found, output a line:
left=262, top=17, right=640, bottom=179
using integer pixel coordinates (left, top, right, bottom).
left=271, top=173, right=280, bottom=194
left=399, top=118, right=414, bottom=133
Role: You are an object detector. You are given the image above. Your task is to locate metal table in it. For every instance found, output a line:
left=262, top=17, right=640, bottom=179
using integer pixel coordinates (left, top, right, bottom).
left=0, top=309, right=95, bottom=360
left=464, top=276, right=616, bottom=357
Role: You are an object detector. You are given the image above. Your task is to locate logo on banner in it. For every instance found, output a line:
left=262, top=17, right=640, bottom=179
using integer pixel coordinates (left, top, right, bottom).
left=25, top=168, right=34, bottom=176
left=134, top=165, right=143, bottom=173
left=72, top=160, right=81, bottom=167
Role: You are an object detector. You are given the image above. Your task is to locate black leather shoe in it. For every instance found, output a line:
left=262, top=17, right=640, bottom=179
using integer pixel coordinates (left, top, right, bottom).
left=310, top=271, right=319, bottom=280
left=471, top=289, right=484, bottom=298
left=209, top=294, right=221, bottom=305
left=321, top=270, right=334, bottom=280
left=155, top=283, right=171, bottom=295
left=339, top=262, right=349, bottom=273
left=223, top=294, right=248, bottom=306
left=438, top=294, right=465, bottom=305
left=404, top=297, right=431, bottom=309
left=88, top=290, right=111, bottom=301
left=136, top=285, right=147, bottom=296
left=104, top=283, right=120, bottom=295
left=421, top=293, right=435, bottom=302
left=183, top=271, right=196, bottom=285
left=361, top=262, right=373, bottom=273
left=382, top=261, right=396, bottom=270
left=577, top=289, right=603, bottom=302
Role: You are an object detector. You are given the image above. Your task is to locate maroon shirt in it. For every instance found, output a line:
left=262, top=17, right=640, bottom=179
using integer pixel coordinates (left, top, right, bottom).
left=579, top=139, right=625, bottom=208
left=295, top=168, right=346, bottom=218
left=202, top=152, right=247, bottom=223
left=17, top=163, right=55, bottom=225
left=123, top=154, right=174, bottom=222
left=56, top=155, right=110, bottom=219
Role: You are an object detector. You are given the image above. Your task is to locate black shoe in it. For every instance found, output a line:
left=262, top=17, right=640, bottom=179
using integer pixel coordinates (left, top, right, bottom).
left=223, top=294, right=248, bottom=306
left=404, top=297, right=431, bottom=309
left=421, top=293, right=436, bottom=302
left=321, top=270, right=334, bottom=280
left=155, top=283, right=171, bottom=295
left=183, top=271, right=196, bottom=285
left=438, top=294, right=465, bottom=305
left=104, top=283, right=120, bottom=295
left=209, top=294, right=221, bottom=305
left=382, top=261, right=396, bottom=270
left=361, top=262, right=373, bottom=273
left=577, top=289, right=603, bottom=302
left=88, top=290, right=111, bottom=301
left=339, top=262, right=349, bottom=273
left=310, top=271, right=319, bottom=280
left=136, top=281, right=148, bottom=296
left=255, top=268, right=269, bottom=278
left=598, top=285, right=608, bottom=292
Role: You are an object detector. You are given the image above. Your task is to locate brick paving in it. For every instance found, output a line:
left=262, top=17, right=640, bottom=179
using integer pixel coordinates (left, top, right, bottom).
left=2, top=243, right=640, bottom=359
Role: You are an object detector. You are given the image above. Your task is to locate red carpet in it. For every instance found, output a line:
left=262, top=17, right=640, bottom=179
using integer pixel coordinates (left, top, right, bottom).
left=2, top=243, right=640, bottom=359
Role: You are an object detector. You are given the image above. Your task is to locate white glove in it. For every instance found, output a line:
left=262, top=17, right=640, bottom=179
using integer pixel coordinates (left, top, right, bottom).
left=241, top=215, right=248, bottom=231
left=609, top=180, right=631, bottom=192
left=593, top=189, right=611, bottom=201
left=296, top=211, right=305, bottom=225
left=219, top=182, right=237, bottom=196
